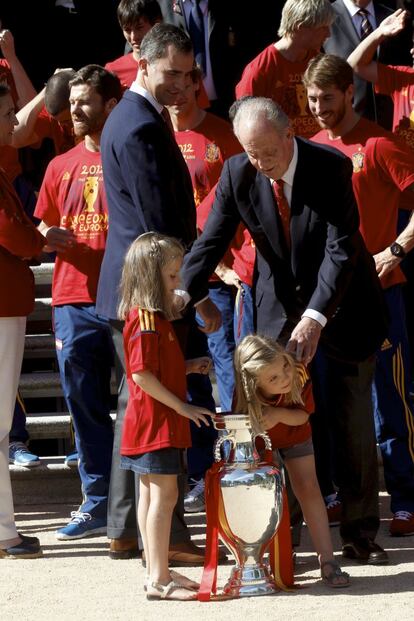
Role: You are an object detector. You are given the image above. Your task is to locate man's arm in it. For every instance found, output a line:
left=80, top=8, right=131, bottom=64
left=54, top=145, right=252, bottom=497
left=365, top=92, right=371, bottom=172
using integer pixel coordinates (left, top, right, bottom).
left=182, top=159, right=243, bottom=303
left=348, top=8, right=408, bottom=83
left=0, top=28, right=36, bottom=108
left=374, top=198, right=414, bottom=279
left=11, top=88, right=46, bottom=148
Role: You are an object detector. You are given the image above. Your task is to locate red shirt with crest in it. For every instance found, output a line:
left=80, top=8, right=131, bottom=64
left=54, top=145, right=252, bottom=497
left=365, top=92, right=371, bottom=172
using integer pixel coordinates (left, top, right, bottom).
left=121, top=308, right=191, bottom=455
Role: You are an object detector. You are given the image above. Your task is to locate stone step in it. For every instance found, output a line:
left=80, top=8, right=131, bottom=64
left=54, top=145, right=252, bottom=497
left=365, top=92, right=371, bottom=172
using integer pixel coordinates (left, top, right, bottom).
left=19, top=370, right=118, bottom=399
left=31, top=263, right=54, bottom=286
left=25, top=411, right=117, bottom=439
left=24, top=333, right=56, bottom=358
left=28, top=297, right=52, bottom=322
left=10, top=456, right=81, bottom=505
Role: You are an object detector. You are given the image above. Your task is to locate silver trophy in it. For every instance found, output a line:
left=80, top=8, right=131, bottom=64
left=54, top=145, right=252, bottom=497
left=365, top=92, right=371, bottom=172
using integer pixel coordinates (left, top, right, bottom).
left=213, top=413, right=284, bottom=597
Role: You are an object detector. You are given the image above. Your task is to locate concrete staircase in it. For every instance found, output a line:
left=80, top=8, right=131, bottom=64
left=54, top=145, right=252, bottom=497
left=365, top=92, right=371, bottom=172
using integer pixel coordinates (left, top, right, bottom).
left=10, top=263, right=87, bottom=505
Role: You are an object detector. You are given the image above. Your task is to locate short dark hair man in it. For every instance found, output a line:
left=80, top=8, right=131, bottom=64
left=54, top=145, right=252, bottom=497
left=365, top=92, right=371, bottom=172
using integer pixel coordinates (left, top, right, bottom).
left=97, top=22, right=219, bottom=564
left=305, top=52, right=414, bottom=539
left=34, top=65, right=122, bottom=541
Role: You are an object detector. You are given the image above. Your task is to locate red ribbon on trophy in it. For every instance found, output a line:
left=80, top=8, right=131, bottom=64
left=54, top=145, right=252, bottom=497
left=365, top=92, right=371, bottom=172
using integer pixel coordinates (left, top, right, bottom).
left=197, top=452, right=295, bottom=602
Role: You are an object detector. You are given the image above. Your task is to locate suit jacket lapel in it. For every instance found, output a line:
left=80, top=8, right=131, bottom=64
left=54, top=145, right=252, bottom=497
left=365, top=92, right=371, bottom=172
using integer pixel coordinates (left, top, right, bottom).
left=289, top=141, right=312, bottom=275
left=335, top=0, right=360, bottom=48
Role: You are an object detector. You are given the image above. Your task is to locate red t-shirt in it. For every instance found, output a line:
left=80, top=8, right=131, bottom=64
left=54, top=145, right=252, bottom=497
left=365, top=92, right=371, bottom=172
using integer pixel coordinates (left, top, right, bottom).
left=312, top=118, right=414, bottom=289
left=257, top=365, right=314, bottom=450
left=105, top=53, right=138, bottom=90
left=34, top=142, right=108, bottom=305
left=175, top=112, right=241, bottom=207
left=376, top=63, right=414, bottom=150
left=236, top=45, right=320, bottom=139
left=34, top=107, right=75, bottom=155
left=121, top=308, right=191, bottom=455
left=0, top=168, right=45, bottom=316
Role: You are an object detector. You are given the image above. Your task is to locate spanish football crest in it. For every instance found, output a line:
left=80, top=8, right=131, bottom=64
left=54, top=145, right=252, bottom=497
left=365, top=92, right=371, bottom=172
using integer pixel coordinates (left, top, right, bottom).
left=352, top=149, right=365, bottom=173
left=205, top=142, right=220, bottom=163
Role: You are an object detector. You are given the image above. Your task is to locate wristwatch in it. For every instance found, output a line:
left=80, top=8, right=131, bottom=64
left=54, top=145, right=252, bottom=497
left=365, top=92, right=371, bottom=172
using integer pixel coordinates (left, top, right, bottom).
left=390, top=242, right=406, bottom=259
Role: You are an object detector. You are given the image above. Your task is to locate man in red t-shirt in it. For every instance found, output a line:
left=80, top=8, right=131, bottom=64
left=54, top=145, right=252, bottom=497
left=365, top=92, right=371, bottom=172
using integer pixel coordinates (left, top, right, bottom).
left=34, top=65, right=122, bottom=542
left=348, top=8, right=414, bottom=148
left=235, top=0, right=333, bottom=139
left=305, top=53, right=414, bottom=539
left=105, top=0, right=162, bottom=90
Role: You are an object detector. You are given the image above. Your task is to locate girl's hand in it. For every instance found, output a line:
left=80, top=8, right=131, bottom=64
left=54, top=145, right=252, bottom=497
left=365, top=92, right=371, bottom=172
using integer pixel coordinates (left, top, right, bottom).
left=177, top=403, right=211, bottom=428
left=186, top=356, right=212, bottom=375
left=261, top=406, right=281, bottom=430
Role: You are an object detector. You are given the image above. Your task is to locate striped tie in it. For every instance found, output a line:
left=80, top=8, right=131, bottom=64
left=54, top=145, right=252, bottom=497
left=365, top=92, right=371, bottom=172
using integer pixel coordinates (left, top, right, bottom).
left=358, top=9, right=373, bottom=40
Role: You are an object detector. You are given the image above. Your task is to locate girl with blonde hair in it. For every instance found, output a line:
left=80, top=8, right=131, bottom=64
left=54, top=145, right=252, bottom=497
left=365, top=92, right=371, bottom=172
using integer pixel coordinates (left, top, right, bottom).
left=234, top=334, right=350, bottom=588
left=118, top=232, right=212, bottom=601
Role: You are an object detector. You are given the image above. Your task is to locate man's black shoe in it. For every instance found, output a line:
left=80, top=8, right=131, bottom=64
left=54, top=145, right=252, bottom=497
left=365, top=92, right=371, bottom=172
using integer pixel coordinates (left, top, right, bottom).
left=342, top=538, right=389, bottom=565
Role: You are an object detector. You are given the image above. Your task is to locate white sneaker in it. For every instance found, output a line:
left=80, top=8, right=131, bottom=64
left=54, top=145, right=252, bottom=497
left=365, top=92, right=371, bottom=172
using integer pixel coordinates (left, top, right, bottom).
left=184, top=478, right=205, bottom=513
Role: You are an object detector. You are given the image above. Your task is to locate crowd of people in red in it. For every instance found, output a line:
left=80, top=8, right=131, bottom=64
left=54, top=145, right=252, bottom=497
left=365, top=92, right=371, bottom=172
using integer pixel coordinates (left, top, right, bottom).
left=1, top=0, right=414, bottom=602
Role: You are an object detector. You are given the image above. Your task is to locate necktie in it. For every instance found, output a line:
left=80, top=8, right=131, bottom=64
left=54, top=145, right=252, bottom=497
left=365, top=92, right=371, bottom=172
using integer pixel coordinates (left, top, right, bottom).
left=358, top=9, right=373, bottom=40
left=272, top=179, right=291, bottom=249
left=161, top=107, right=174, bottom=134
left=189, top=0, right=206, bottom=75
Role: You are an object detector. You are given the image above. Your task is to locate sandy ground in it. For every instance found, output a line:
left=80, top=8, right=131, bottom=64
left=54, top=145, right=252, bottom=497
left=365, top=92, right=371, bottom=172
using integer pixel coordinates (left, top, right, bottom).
left=1, top=492, right=413, bottom=621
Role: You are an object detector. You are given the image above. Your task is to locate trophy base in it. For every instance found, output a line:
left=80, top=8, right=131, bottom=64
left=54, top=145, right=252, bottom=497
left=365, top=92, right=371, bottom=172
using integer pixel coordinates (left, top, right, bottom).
left=223, top=563, right=279, bottom=598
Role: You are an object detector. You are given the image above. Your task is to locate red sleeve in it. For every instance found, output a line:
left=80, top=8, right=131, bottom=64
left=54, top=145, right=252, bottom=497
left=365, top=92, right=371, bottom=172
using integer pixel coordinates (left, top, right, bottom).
left=0, top=172, right=45, bottom=257
left=128, top=328, right=160, bottom=374
left=296, top=364, right=315, bottom=415
left=375, top=63, right=414, bottom=96
left=373, top=136, right=414, bottom=193
left=301, top=381, right=315, bottom=416
left=34, top=160, right=62, bottom=225
left=235, top=51, right=272, bottom=99
left=197, top=81, right=210, bottom=110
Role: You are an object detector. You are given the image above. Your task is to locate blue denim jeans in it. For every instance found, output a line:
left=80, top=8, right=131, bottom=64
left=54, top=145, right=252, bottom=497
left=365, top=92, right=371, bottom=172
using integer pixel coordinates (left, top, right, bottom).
left=54, top=304, right=114, bottom=519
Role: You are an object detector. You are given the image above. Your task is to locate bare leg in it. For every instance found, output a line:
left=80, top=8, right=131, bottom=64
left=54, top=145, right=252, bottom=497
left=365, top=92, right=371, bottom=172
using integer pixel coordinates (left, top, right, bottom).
left=285, top=455, right=349, bottom=586
left=137, top=475, right=150, bottom=575
left=146, top=474, right=196, bottom=601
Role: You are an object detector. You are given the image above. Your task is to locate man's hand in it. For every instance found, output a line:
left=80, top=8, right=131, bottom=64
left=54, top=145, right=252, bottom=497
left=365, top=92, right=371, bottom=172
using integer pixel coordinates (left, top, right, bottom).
left=186, top=356, right=212, bottom=375
left=214, top=263, right=242, bottom=289
left=378, top=9, right=407, bottom=39
left=373, top=247, right=401, bottom=280
left=44, top=226, right=76, bottom=252
left=0, top=29, right=17, bottom=61
left=196, top=297, right=222, bottom=333
left=286, top=317, right=322, bottom=365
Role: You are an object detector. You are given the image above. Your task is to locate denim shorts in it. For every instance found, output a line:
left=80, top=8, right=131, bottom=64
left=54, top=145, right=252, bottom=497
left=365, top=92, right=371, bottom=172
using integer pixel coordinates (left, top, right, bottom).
left=120, top=447, right=184, bottom=475
left=278, top=436, right=314, bottom=461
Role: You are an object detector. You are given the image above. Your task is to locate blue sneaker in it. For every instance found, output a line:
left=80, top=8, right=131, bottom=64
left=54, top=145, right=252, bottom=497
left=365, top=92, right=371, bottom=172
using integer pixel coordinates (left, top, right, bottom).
left=9, top=441, right=41, bottom=467
left=64, top=451, right=79, bottom=467
left=56, top=511, right=107, bottom=540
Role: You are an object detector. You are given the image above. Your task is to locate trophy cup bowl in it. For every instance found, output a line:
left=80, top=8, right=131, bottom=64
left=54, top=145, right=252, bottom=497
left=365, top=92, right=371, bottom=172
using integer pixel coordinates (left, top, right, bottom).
left=212, top=413, right=284, bottom=597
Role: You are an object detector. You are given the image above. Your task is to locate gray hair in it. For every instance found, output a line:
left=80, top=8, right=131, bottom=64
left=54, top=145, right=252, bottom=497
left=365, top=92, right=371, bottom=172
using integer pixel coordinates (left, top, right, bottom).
left=278, top=0, right=334, bottom=37
left=140, top=22, right=193, bottom=64
left=230, top=96, right=290, bottom=137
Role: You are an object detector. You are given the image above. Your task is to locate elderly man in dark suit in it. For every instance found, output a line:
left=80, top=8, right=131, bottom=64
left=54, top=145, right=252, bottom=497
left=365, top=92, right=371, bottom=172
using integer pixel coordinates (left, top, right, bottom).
left=182, top=95, right=389, bottom=563
left=97, top=22, right=219, bottom=563
left=324, top=0, right=412, bottom=126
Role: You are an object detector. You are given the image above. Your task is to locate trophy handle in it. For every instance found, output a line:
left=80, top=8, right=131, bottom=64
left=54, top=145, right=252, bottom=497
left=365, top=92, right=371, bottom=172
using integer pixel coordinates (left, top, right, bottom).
left=253, top=432, right=272, bottom=452
left=214, top=434, right=234, bottom=462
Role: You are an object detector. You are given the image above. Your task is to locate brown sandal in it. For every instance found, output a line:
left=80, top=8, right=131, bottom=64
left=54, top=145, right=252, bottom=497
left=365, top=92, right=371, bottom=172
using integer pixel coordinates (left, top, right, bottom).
left=320, top=560, right=350, bottom=588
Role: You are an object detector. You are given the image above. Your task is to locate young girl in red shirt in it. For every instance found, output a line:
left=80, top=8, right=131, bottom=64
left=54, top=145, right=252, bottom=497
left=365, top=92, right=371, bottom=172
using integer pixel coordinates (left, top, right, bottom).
left=118, top=232, right=212, bottom=601
left=234, top=334, right=350, bottom=588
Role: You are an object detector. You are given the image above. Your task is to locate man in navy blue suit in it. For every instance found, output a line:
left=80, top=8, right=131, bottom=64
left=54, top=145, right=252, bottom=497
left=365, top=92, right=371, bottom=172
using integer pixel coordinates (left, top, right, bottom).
left=97, top=22, right=220, bottom=562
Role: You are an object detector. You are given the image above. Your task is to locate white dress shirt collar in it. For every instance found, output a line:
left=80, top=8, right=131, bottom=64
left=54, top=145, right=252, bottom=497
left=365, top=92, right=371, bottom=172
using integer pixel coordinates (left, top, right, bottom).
left=342, top=0, right=375, bottom=19
left=129, top=81, right=164, bottom=115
